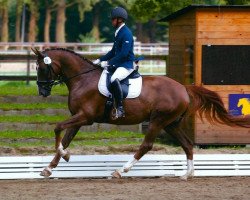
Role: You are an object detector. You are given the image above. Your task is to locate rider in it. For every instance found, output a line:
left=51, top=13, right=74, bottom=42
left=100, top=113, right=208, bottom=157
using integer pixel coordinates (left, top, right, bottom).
left=93, top=6, right=135, bottom=118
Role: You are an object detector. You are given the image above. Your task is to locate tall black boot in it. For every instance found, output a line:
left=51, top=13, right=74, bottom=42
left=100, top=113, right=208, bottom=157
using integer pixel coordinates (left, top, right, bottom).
left=111, top=78, right=125, bottom=118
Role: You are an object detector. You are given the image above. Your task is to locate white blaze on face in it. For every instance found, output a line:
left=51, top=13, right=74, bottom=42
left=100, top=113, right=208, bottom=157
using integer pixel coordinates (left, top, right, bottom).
left=43, top=56, right=52, bottom=65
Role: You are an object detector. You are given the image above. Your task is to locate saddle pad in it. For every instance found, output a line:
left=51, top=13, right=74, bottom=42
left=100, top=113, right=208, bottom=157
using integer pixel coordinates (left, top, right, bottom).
left=98, top=70, right=142, bottom=98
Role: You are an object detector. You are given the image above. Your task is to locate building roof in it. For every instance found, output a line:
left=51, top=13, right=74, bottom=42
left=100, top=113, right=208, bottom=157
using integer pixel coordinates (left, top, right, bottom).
left=160, top=4, right=250, bottom=21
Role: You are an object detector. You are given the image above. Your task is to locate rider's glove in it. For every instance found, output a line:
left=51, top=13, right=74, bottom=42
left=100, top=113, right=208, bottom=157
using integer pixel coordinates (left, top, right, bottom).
left=93, top=59, right=101, bottom=65
left=100, top=61, right=109, bottom=68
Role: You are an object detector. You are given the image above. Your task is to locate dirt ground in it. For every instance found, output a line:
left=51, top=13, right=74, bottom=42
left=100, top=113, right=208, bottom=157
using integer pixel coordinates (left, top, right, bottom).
left=0, top=177, right=249, bottom=200
left=1, top=144, right=250, bottom=156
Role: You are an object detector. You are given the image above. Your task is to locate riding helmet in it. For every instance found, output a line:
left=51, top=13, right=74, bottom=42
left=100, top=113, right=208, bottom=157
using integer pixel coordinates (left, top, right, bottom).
left=111, top=7, right=128, bottom=20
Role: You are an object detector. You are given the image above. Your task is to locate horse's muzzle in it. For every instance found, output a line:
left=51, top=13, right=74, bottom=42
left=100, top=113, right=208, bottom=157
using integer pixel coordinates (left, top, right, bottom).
left=38, top=86, right=51, bottom=97
left=37, top=81, right=53, bottom=97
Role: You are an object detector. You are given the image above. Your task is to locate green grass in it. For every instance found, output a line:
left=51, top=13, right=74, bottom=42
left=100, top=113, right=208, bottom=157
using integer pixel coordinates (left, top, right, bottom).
left=0, top=81, right=68, bottom=96
left=0, top=115, right=67, bottom=123
left=0, top=130, right=144, bottom=140
left=0, top=102, right=67, bottom=110
left=0, top=130, right=144, bottom=147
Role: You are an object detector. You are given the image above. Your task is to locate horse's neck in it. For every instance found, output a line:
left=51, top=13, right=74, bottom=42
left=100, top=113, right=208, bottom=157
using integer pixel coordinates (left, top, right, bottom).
left=60, top=57, right=101, bottom=90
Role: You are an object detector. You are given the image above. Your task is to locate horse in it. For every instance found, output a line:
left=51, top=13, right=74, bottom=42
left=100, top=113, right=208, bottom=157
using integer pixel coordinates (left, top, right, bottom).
left=237, top=98, right=250, bottom=115
left=32, top=47, right=250, bottom=180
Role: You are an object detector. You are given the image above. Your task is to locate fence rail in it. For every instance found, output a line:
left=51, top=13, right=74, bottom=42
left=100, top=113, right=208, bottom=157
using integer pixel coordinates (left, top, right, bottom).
left=0, top=49, right=168, bottom=82
left=0, top=154, right=249, bottom=179
left=0, top=42, right=169, bottom=55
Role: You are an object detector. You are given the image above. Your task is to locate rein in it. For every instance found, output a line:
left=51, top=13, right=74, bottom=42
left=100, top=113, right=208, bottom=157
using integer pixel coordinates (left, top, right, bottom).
left=50, top=67, right=98, bottom=87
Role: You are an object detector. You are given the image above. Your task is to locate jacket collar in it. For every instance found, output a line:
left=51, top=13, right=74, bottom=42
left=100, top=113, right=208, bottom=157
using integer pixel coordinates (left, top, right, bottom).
left=115, top=23, right=125, bottom=37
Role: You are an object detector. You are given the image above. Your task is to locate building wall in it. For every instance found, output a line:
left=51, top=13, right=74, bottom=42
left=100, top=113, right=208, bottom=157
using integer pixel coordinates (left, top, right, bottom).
left=168, top=11, right=196, bottom=84
left=195, top=8, right=250, bottom=144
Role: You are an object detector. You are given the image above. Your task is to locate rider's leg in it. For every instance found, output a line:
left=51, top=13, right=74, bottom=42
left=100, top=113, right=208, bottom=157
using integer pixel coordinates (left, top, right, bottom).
left=110, top=67, right=134, bottom=118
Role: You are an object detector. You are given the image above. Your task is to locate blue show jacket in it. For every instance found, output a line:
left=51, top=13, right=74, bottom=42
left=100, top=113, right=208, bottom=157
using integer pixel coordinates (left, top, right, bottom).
left=100, top=25, right=135, bottom=69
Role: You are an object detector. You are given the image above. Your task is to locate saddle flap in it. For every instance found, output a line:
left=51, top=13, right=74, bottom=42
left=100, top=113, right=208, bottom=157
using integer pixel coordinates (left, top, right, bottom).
left=98, top=70, right=142, bottom=99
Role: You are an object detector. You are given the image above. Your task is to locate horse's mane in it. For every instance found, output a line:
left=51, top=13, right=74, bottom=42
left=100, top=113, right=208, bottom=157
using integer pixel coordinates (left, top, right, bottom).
left=43, top=48, right=97, bottom=66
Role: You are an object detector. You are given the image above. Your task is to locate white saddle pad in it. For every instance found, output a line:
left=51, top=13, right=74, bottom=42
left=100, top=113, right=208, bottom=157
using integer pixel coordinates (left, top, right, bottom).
left=98, top=70, right=142, bottom=98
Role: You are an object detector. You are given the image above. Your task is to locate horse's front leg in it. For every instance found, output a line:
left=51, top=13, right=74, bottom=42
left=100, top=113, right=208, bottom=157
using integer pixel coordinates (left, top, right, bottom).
left=40, top=114, right=87, bottom=177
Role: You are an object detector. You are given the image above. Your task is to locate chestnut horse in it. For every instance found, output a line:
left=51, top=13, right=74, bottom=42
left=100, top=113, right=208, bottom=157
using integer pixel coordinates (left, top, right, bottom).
left=32, top=48, right=250, bottom=180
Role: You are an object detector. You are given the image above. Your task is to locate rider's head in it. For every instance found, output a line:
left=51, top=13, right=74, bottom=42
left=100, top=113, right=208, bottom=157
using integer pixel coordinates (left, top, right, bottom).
left=110, top=7, right=128, bottom=28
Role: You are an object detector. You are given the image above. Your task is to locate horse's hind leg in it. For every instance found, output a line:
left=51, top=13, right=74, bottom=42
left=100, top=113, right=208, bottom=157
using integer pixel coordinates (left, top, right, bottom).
left=40, top=126, right=80, bottom=177
left=112, top=122, right=161, bottom=178
left=164, top=121, right=194, bottom=180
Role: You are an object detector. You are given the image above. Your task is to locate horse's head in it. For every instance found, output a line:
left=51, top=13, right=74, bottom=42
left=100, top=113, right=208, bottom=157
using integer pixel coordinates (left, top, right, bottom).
left=237, top=98, right=249, bottom=108
left=237, top=98, right=243, bottom=108
left=32, top=48, right=60, bottom=97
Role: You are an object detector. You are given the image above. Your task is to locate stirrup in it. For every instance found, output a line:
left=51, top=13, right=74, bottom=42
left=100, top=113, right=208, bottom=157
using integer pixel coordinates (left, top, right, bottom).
left=112, top=107, right=125, bottom=120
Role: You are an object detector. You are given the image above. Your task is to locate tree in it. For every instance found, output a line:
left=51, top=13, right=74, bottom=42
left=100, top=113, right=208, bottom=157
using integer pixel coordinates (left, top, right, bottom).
left=91, top=0, right=101, bottom=42
left=27, top=0, right=39, bottom=42
left=15, top=0, right=23, bottom=42
left=0, top=0, right=9, bottom=43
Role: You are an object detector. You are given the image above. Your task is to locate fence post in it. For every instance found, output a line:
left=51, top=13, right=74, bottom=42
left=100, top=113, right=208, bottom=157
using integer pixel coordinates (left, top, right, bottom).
left=26, top=50, right=30, bottom=85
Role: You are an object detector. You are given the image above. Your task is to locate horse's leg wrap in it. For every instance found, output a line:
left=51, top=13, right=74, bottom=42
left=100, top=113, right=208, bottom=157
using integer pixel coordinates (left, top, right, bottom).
left=58, top=143, right=70, bottom=162
left=180, top=159, right=194, bottom=180
left=112, top=157, right=138, bottom=178
left=58, top=143, right=67, bottom=157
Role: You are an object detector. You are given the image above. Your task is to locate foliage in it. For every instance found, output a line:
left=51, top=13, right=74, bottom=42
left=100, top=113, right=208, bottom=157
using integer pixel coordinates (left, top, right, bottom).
left=78, top=32, right=105, bottom=43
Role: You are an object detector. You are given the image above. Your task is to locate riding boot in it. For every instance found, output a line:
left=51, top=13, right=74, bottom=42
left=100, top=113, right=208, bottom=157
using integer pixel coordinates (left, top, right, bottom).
left=111, top=78, right=125, bottom=118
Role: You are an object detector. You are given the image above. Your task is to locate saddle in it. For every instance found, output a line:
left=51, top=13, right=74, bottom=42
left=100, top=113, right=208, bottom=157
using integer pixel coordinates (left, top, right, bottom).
left=101, top=63, right=142, bottom=121
left=106, top=67, right=141, bottom=99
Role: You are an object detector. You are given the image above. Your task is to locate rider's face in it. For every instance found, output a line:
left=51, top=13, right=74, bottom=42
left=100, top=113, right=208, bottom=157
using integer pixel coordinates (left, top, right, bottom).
left=111, top=18, right=118, bottom=27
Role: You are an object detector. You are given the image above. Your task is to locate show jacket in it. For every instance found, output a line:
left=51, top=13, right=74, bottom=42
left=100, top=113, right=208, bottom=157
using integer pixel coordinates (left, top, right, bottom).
left=100, top=25, right=135, bottom=69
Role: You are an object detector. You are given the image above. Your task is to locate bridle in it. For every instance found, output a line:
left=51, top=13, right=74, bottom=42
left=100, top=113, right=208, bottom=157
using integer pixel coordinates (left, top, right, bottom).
left=36, top=53, right=99, bottom=91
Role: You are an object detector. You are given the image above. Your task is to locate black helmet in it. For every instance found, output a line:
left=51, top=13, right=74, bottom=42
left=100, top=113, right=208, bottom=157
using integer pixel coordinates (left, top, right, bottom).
left=111, top=7, right=128, bottom=20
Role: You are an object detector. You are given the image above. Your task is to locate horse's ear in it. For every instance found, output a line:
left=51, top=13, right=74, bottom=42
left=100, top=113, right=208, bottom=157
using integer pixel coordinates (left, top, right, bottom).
left=31, top=47, right=43, bottom=57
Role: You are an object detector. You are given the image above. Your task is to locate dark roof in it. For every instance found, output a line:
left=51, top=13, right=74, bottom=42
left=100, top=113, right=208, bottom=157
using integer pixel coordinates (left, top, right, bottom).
left=160, top=4, right=250, bottom=21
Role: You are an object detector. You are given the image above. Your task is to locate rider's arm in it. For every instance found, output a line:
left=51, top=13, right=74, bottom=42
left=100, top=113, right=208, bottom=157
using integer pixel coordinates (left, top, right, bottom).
left=100, top=45, right=115, bottom=62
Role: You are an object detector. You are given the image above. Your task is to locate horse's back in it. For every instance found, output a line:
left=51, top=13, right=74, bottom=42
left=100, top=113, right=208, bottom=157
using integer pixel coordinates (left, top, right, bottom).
left=140, top=75, right=189, bottom=109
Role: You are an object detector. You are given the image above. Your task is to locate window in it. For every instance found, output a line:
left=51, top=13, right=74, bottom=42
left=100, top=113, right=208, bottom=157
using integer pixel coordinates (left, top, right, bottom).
left=202, top=45, right=250, bottom=85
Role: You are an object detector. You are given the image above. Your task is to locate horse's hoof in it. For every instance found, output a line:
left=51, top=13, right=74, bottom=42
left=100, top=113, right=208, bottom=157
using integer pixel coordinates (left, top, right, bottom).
left=62, top=151, right=70, bottom=162
left=111, top=170, right=122, bottom=178
left=180, top=175, right=188, bottom=181
left=40, top=168, right=52, bottom=177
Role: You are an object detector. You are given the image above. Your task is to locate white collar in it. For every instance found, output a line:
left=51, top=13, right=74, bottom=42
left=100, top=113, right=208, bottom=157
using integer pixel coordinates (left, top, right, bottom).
left=115, top=23, right=125, bottom=37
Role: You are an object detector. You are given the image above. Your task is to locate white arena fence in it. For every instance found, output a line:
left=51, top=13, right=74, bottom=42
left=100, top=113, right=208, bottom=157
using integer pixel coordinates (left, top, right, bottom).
left=0, top=42, right=168, bottom=79
left=0, top=154, right=249, bottom=179
left=0, top=42, right=169, bottom=55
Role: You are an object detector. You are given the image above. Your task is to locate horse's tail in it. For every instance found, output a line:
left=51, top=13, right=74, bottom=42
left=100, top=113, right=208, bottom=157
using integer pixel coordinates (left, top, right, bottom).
left=185, top=85, right=250, bottom=128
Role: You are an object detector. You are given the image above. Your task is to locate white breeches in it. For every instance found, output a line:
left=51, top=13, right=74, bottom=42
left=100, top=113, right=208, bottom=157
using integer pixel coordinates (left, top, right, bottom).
left=111, top=67, right=134, bottom=83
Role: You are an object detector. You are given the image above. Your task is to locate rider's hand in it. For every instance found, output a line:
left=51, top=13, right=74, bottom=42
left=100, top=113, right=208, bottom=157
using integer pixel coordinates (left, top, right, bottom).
left=100, top=61, right=109, bottom=68
left=93, top=59, right=101, bottom=65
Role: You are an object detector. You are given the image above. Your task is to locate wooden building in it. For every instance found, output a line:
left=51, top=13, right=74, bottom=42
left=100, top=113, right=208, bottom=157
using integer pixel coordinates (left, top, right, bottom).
left=161, top=5, right=250, bottom=144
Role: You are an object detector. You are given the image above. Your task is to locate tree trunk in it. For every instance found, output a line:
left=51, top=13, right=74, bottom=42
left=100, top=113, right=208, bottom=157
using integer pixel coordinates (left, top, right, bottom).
left=148, top=19, right=156, bottom=43
left=15, top=0, right=23, bottom=42
left=56, top=0, right=66, bottom=43
left=135, top=22, right=143, bottom=42
left=28, top=1, right=39, bottom=42
left=44, top=7, right=51, bottom=43
left=91, top=4, right=100, bottom=42
left=1, top=2, right=9, bottom=43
